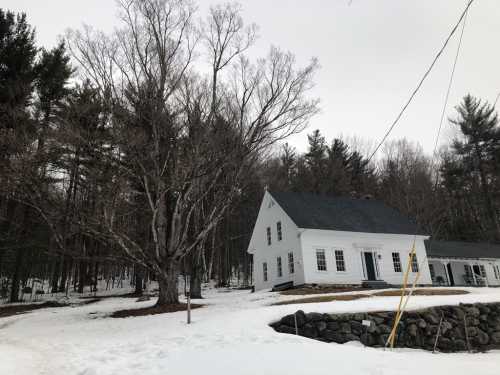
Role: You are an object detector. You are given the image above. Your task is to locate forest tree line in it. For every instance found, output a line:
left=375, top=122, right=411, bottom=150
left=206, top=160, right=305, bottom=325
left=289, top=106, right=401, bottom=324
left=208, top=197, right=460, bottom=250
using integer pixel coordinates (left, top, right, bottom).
left=265, top=100, right=500, bottom=244
left=1, top=1, right=499, bottom=304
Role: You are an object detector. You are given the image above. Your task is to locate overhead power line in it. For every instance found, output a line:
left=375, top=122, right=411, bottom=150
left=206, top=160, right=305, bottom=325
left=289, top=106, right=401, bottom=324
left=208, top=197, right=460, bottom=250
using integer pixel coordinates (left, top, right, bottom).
left=433, top=6, right=469, bottom=157
left=367, top=0, right=474, bottom=163
left=494, top=92, right=500, bottom=108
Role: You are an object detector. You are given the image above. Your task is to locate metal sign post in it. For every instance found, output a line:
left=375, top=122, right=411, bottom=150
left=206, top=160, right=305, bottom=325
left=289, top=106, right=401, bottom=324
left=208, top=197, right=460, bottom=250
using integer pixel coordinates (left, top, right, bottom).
left=362, top=319, right=371, bottom=346
left=186, top=275, right=191, bottom=325
left=186, top=291, right=191, bottom=324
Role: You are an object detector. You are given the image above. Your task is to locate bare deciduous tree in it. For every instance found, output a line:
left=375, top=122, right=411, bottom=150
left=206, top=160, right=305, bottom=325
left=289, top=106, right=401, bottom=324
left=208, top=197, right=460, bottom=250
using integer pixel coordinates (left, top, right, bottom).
left=65, top=0, right=319, bottom=305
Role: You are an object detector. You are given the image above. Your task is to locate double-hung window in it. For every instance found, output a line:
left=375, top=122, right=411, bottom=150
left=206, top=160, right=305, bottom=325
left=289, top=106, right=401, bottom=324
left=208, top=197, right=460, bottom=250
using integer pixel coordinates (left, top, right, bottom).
left=392, top=252, right=402, bottom=272
left=277, top=221, right=282, bottom=241
left=494, top=265, right=500, bottom=280
left=277, top=257, right=283, bottom=277
left=263, top=262, right=268, bottom=282
left=288, top=252, right=294, bottom=274
left=316, top=249, right=327, bottom=271
left=479, top=265, right=487, bottom=278
left=266, top=227, right=271, bottom=246
left=410, top=253, right=419, bottom=272
left=335, top=250, right=346, bottom=271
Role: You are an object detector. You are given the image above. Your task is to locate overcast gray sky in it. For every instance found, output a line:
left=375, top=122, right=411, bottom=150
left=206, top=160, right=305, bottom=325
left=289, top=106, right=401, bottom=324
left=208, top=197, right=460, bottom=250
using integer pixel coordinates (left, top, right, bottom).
left=3, top=0, right=499, bottom=156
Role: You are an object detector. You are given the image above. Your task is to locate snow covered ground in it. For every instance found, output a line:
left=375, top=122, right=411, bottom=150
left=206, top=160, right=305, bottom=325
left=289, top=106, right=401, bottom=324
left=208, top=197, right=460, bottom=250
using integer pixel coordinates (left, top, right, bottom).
left=1, top=286, right=500, bottom=375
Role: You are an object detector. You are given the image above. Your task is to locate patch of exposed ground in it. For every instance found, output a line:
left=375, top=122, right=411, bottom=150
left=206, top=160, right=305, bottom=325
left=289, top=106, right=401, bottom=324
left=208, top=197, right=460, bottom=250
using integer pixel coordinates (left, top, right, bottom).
left=272, top=294, right=370, bottom=306
left=280, top=286, right=368, bottom=296
left=110, top=303, right=203, bottom=318
left=372, top=288, right=469, bottom=297
left=0, top=301, right=68, bottom=318
left=272, top=289, right=469, bottom=306
left=79, top=292, right=155, bottom=300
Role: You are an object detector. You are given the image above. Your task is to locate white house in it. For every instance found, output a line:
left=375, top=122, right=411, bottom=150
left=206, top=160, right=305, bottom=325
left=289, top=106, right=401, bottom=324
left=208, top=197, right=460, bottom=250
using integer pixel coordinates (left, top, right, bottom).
left=247, top=191, right=433, bottom=291
left=426, top=240, right=500, bottom=287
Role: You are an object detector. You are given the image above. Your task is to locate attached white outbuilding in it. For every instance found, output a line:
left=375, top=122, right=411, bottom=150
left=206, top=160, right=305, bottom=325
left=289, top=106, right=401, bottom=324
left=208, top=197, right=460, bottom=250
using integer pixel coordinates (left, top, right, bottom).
left=247, top=191, right=433, bottom=291
left=426, top=240, right=500, bottom=287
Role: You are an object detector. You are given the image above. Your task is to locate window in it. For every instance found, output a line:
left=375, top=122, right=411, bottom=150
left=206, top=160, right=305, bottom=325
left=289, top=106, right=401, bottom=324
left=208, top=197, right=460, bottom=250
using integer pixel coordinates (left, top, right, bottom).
left=316, top=250, right=327, bottom=271
left=276, top=221, right=282, bottom=241
left=464, top=265, right=472, bottom=277
left=277, top=257, right=283, bottom=277
left=392, top=252, right=402, bottom=272
left=288, top=252, right=294, bottom=274
left=263, top=262, right=268, bottom=282
left=479, top=265, right=487, bottom=278
left=266, top=227, right=271, bottom=246
left=464, top=265, right=473, bottom=284
left=335, top=250, right=346, bottom=271
left=410, top=253, right=419, bottom=272
left=429, top=264, right=435, bottom=281
left=493, top=265, right=500, bottom=280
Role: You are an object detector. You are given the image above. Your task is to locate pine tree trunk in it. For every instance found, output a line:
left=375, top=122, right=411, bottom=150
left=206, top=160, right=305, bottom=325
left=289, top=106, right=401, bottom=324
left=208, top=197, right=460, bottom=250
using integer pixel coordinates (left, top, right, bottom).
left=51, top=258, right=60, bottom=293
left=78, top=261, right=86, bottom=294
left=476, top=147, right=500, bottom=239
left=134, top=266, right=143, bottom=296
left=156, top=262, right=179, bottom=306
left=59, top=258, right=71, bottom=293
left=92, top=262, right=98, bottom=292
left=9, top=248, right=24, bottom=303
left=10, top=206, right=30, bottom=303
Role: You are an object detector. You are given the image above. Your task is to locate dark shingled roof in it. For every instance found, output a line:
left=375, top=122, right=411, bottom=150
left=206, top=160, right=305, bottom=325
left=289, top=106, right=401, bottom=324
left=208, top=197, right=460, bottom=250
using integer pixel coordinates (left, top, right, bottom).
left=425, top=240, right=500, bottom=259
left=270, top=191, right=424, bottom=235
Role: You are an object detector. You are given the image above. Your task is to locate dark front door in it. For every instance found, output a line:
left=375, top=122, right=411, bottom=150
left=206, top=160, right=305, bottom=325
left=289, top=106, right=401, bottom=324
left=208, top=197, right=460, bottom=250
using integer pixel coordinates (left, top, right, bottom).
left=364, top=252, right=376, bottom=281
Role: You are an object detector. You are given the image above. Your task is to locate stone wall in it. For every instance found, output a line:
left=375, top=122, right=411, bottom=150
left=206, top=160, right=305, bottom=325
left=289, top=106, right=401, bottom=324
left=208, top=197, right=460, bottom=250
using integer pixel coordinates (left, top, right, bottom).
left=270, top=302, right=500, bottom=352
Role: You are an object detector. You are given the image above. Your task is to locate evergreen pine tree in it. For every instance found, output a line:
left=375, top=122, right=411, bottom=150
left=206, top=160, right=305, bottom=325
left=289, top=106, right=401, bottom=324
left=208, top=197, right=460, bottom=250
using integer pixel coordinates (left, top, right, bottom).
left=304, top=129, right=327, bottom=193
left=451, top=94, right=500, bottom=240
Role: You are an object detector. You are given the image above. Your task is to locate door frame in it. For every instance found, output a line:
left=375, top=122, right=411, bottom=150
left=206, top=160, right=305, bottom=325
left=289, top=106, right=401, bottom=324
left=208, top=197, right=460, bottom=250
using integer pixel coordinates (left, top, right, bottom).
left=361, top=249, right=380, bottom=281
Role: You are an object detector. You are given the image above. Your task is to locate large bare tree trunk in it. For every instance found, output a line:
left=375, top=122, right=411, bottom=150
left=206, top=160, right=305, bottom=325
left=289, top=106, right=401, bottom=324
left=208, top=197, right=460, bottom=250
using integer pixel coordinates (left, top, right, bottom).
left=156, top=262, right=179, bottom=306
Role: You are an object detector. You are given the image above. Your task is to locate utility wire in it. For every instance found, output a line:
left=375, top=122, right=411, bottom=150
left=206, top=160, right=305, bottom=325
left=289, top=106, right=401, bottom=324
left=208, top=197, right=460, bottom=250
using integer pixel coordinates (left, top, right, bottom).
left=367, top=0, right=474, bottom=163
left=494, top=92, right=500, bottom=108
left=432, top=7, right=469, bottom=157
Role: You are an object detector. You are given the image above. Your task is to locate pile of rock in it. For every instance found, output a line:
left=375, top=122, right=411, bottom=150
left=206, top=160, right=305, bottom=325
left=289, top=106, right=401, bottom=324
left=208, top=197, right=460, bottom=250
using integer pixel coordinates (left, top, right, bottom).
left=270, top=302, right=500, bottom=352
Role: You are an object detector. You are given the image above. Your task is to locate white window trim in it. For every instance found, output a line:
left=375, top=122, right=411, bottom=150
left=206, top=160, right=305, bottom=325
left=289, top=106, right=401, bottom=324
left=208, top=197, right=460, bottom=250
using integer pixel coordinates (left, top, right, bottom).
left=266, top=227, right=272, bottom=246
left=276, top=256, right=283, bottom=278
left=315, top=249, right=328, bottom=272
left=392, top=252, right=402, bottom=273
left=494, top=264, right=500, bottom=280
left=373, top=251, right=381, bottom=278
left=360, top=252, right=367, bottom=279
left=410, top=253, right=419, bottom=273
left=360, top=249, right=380, bottom=280
left=288, top=252, right=294, bottom=274
left=334, top=248, right=347, bottom=272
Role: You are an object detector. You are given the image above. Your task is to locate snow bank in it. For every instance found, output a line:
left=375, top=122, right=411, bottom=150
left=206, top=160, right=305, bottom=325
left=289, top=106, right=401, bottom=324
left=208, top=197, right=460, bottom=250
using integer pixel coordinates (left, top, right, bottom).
left=1, top=287, right=499, bottom=375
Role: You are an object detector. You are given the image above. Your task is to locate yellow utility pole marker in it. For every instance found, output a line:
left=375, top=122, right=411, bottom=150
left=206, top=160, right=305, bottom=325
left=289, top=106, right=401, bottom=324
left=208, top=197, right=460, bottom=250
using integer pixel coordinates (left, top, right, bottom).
left=387, top=256, right=428, bottom=346
left=387, top=239, right=416, bottom=348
